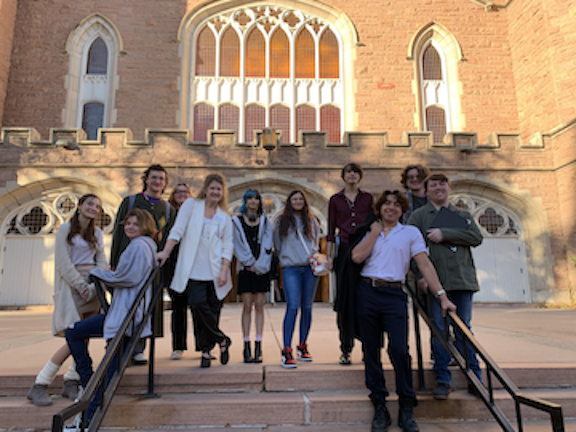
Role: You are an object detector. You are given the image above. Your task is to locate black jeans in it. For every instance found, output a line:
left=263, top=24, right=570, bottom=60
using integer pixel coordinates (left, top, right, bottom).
left=356, top=279, right=417, bottom=407
left=334, top=241, right=354, bottom=354
left=186, top=279, right=227, bottom=351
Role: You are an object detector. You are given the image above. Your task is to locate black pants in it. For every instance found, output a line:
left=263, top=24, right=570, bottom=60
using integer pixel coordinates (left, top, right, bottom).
left=335, top=241, right=355, bottom=354
left=169, top=288, right=199, bottom=351
left=186, top=279, right=226, bottom=352
left=356, top=279, right=417, bottom=407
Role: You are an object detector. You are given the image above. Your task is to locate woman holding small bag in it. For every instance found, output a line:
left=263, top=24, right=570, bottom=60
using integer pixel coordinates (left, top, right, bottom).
left=273, top=190, right=320, bottom=369
left=28, top=194, right=106, bottom=406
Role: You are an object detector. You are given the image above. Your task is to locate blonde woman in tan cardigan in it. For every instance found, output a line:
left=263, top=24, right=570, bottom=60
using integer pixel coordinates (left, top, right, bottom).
left=27, top=194, right=107, bottom=406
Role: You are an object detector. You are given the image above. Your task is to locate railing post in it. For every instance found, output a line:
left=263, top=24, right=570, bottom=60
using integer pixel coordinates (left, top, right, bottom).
left=412, top=298, right=425, bottom=391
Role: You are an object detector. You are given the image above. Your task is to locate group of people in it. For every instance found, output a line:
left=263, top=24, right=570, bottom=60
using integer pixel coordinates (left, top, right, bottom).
left=27, top=163, right=485, bottom=432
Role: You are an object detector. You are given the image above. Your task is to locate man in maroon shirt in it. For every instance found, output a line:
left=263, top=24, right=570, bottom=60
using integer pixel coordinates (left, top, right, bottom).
left=326, top=163, right=374, bottom=365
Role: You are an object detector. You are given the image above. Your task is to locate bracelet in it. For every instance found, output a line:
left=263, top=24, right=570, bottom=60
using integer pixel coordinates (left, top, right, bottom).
left=437, top=289, right=446, bottom=296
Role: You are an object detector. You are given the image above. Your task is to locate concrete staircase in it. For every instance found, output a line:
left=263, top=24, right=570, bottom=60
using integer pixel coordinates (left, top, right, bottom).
left=1, top=362, right=575, bottom=431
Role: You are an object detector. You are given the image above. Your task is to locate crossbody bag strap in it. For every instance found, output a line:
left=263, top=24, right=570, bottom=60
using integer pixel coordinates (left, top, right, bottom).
left=296, top=229, right=311, bottom=257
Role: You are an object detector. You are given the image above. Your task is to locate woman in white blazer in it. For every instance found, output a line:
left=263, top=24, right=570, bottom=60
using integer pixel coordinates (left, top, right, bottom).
left=158, top=173, right=234, bottom=368
left=28, top=194, right=107, bottom=406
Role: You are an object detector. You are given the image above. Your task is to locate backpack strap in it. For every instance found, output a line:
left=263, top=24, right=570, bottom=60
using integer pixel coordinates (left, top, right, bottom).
left=128, top=194, right=136, bottom=211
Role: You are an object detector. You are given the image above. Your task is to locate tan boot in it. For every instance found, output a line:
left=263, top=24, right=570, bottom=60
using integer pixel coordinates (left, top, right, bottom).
left=27, top=384, right=52, bottom=406
left=62, top=379, right=80, bottom=400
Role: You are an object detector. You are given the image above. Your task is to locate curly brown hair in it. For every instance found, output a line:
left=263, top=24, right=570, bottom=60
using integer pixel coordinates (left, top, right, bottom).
left=374, top=190, right=410, bottom=217
left=400, top=164, right=431, bottom=189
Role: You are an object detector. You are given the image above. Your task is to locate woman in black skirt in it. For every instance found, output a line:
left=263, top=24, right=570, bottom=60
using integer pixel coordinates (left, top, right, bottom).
left=232, top=189, right=273, bottom=363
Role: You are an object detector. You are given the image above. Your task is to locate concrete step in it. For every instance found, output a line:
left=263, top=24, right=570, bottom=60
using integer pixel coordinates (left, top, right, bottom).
left=2, top=388, right=575, bottom=430
left=2, top=363, right=575, bottom=397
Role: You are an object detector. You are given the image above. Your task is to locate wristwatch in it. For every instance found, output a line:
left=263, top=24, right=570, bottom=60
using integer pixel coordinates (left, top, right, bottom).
left=437, top=289, right=446, bottom=296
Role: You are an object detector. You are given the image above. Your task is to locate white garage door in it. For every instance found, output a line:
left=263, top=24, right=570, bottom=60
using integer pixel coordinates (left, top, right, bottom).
left=451, top=195, right=530, bottom=303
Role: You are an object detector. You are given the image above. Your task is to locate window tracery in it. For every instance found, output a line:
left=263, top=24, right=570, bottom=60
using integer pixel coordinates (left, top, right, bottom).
left=4, top=193, right=115, bottom=236
left=190, top=5, right=343, bottom=144
left=450, top=194, right=520, bottom=237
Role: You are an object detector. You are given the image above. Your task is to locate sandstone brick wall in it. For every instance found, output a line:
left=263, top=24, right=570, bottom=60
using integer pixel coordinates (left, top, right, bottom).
left=3, top=0, right=521, bottom=143
left=0, top=0, right=17, bottom=126
left=507, top=0, right=576, bottom=140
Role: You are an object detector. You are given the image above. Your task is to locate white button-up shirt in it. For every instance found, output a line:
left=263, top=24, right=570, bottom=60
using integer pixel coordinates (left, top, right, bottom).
left=360, top=223, right=427, bottom=282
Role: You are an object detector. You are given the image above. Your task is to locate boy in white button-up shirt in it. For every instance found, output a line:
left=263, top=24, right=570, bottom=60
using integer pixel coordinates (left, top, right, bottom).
left=352, top=190, right=455, bottom=432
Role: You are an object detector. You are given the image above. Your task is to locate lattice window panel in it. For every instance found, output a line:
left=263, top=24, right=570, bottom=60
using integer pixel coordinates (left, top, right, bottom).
left=86, top=37, right=108, bottom=75
left=320, top=105, right=340, bottom=143
left=193, top=103, right=214, bottom=142
left=422, top=45, right=442, bottom=80
left=220, top=27, right=240, bottom=77
left=426, top=106, right=446, bottom=144
left=196, top=27, right=216, bottom=76
left=319, top=29, right=339, bottom=79
left=246, top=28, right=265, bottom=78
left=219, top=104, right=239, bottom=131
left=295, top=28, right=315, bottom=79
left=296, top=105, right=316, bottom=138
left=450, top=195, right=521, bottom=238
left=245, top=105, right=265, bottom=142
left=82, top=102, right=104, bottom=140
left=270, top=29, right=289, bottom=78
left=270, top=104, right=290, bottom=142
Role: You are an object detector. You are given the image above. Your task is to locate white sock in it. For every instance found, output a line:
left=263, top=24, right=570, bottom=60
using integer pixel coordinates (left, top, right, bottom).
left=35, top=360, right=60, bottom=385
left=63, top=360, right=80, bottom=381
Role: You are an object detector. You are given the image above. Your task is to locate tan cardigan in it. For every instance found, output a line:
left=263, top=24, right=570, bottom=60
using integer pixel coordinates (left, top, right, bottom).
left=51, top=223, right=108, bottom=336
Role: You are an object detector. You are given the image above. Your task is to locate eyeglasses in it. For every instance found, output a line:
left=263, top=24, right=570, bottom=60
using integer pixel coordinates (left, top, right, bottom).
left=384, top=190, right=400, bottom=194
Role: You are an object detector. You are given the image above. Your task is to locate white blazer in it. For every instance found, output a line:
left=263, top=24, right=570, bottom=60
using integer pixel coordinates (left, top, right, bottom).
left=167, top=198, right=234, bottom=300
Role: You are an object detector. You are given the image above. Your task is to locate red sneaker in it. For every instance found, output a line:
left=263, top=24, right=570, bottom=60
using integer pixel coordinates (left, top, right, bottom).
left=297, top=343, right=313, bottom=362
left=281, top=346, right=297, bottom=369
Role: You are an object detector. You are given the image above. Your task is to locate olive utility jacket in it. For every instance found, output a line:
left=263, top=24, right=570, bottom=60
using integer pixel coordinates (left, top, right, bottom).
left=407, top=202, right=483, bottom=293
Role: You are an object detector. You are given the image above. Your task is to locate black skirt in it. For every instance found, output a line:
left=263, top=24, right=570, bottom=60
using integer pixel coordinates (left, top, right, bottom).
left=237, top=269, right=271, bottom=294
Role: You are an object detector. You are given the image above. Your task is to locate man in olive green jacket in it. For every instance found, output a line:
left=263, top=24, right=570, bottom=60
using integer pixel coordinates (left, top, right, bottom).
left=407, top=173, right=483, bottom=400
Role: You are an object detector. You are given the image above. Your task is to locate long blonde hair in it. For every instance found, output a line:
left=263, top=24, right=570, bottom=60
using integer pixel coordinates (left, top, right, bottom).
left=197, top=173, right=230, bottom=213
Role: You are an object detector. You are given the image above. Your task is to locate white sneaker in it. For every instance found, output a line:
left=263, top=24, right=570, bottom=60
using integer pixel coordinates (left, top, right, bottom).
left=133, top=353, right=147, bottom=364
left=64, top=413, right=82, bottom=431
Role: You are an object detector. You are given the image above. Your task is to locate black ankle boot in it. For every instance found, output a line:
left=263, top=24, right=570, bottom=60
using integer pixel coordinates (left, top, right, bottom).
left=398, top=405, right=419, bottom=432
left=253, top=341, right=262, bottom=363
left=243, top=341, right=253, bottom=363
left=370, top=396, right=391, bottom=432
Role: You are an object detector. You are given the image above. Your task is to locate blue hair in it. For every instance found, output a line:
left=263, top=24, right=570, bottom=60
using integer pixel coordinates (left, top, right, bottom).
left=239, top=189, right=263, bottom=215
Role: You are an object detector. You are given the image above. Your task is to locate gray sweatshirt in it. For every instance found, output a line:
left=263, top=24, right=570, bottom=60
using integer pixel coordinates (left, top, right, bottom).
left=90, top=236, right=157, bottom=339
left=273, top=215, right=320, bottom=268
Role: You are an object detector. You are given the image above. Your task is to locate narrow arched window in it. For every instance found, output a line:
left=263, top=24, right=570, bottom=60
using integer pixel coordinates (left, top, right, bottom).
left=319, top=29, right=339, bottom=79
left=420, top=44, right=449, bottom=143
left=220, top=27, right=240, bottom=77
left=245, top=104, right=265, bottom=142
left=196, top=26, right=216, bottom=76
left=86, top=37, right=108, bottom=75
left=270, top=29, right=289, bottom=78
left=219, top=103, right=239, bottom=131
left=246, top=28, right=265, bottom=78
left=321, top=105, right=340, bottom=143
left=296, top=105, right=316, bottom=138
left=295, top=28, right=315, bottom=79
left=270, top=104, right=290, bottom=142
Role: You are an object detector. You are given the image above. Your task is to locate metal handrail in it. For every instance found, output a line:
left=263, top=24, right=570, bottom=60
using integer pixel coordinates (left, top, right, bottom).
left=407, top=283, right=565, bottom=432
left=51, top=266, right=162, bottom=432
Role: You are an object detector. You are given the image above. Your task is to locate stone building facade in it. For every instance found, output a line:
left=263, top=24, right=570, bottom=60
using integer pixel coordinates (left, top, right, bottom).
left=0, top=0, right=574, bottom=305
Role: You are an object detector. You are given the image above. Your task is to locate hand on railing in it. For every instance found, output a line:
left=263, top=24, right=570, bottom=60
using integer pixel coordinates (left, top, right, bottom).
left=156, top=250, right=169, bottom=267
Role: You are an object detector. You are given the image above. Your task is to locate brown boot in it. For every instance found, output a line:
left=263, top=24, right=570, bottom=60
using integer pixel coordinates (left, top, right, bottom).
left=27, top=384, right=52, bottom=406
left=62, top=379, right=80, bottom=400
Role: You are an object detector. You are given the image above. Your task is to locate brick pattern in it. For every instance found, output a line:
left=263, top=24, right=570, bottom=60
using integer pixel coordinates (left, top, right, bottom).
left=0, top=0, right=17, bottom=125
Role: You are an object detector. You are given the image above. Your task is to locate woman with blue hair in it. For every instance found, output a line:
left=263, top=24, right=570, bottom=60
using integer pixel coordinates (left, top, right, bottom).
left=232, top=189, right=273, bottom=363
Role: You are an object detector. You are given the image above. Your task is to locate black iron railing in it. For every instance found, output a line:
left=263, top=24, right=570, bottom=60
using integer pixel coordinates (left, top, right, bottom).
left=51, top=266, right=162, bottom=432
left=407, top=283, right=565, bottom=432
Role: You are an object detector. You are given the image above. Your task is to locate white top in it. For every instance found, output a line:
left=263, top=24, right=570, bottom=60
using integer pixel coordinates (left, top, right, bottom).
left=69, top=230, right=104, bottom=266
left=189, top=217, right=218, bottom=281
left=360, top=224, right=427, bottom=282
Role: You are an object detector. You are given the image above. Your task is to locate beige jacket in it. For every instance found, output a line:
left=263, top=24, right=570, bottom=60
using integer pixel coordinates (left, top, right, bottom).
left=52, top=223, right=108, bottom=336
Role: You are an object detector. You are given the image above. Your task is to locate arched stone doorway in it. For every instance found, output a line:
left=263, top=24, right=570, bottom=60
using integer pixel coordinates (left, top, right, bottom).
left=0, top=179, right=119, bottom=306
left=228, top=175, right=331, bottom=303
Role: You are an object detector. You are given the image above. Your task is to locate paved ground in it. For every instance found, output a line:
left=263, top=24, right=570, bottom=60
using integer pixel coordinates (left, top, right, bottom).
left=1, top=302, right=575, bottom=373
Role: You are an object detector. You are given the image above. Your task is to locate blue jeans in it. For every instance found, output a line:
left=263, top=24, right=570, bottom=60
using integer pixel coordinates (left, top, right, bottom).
left=430, top=290, right=482, bottom=384
left=282, top=266, right=318, bottom=348
left=66, top=314, right=127, bottom=423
